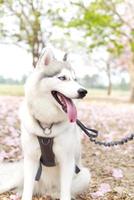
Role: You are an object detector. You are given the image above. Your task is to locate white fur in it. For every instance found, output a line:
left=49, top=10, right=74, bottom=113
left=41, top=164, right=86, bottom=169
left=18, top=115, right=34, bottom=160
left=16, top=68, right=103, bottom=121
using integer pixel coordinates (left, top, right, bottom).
left=0, top=48, right=91, bottom=200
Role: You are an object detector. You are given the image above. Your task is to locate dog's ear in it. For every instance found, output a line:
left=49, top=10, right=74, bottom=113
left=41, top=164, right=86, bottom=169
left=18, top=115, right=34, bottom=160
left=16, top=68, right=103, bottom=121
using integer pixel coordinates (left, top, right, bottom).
left=36, top=48, right=54, bottom=68
left=43, top=48, right=54, bottom=66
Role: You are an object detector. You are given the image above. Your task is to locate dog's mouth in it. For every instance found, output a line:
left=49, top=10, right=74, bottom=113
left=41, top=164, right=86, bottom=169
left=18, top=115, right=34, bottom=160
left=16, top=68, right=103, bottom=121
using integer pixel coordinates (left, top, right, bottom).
left=51, top=91, right=77, bottom=123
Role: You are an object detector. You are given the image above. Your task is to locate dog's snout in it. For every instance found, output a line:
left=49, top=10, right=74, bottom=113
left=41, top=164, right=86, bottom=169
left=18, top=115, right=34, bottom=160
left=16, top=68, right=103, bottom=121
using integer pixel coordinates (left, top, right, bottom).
left=78, top=88, right=87, bottom=98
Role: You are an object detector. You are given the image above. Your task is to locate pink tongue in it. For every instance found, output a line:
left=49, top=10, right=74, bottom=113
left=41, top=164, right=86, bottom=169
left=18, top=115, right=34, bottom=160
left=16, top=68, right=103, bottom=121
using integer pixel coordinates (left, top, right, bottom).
left=64, top=97, right=77, bottom=123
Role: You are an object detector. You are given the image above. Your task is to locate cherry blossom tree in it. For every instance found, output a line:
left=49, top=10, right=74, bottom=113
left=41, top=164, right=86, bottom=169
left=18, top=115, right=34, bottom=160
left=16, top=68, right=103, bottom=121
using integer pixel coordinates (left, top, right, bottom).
left=59, top=0, right=134, bottom=101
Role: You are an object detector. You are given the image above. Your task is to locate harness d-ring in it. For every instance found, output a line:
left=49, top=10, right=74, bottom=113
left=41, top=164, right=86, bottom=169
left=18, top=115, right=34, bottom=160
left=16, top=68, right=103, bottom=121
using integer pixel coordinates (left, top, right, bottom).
left=41, top=138, right=50, bottom=145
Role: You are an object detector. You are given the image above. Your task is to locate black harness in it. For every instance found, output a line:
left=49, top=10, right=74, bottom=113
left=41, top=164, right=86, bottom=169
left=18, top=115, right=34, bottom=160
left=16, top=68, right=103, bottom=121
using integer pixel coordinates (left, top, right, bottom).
left=35, top=137, right=55, bottom=181
left=35, top=122, right=80, bottom=181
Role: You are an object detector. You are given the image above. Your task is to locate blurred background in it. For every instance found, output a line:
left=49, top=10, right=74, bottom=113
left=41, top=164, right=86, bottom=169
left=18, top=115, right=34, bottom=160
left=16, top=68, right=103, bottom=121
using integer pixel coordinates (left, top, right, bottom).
left=0, top=0, right=134, bottom=200
left=0, top=0, right=133, bottom=100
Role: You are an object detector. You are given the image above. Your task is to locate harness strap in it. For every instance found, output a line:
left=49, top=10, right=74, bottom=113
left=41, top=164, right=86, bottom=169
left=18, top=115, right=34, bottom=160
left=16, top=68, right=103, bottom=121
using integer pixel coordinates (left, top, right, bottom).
left=35, top=161, right=81, bottom=181
left=35, top=136, right=80, bottom=181
left=35, top=137, right=56, bottom=181
left=38, top=137, right=56, bottom=166
left=35, top=161, right=42, bottom=181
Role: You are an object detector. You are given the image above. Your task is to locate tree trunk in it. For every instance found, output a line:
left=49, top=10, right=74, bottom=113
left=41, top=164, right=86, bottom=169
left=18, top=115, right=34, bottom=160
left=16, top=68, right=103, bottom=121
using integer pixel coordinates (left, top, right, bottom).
left=130, top=87, right=134, bottom=102
left=129, top=72, right=134, bottom=102
left=32, top=40, right=46, bottom=68
left=106, top=62, right=112, bottom=96
left=128, top=54, right=134, bottom=102
left=32, top=54, right=38, bottom=68
left=107, top=79, right=112, bottom=96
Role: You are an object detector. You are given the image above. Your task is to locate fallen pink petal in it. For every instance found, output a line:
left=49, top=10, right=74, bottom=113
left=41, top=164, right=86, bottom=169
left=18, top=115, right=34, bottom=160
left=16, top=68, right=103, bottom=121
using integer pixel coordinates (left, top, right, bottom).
left=10, top=194, right=20, bottom=200
left=112, top=168, right=124, bottom=179
left=91, top=183, right=111, bottom=198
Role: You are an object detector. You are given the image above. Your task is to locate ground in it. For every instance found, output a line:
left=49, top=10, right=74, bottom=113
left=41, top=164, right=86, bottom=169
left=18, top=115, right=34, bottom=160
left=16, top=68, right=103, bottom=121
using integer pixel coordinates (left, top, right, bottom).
left=0, top=93, right=134, bottom=200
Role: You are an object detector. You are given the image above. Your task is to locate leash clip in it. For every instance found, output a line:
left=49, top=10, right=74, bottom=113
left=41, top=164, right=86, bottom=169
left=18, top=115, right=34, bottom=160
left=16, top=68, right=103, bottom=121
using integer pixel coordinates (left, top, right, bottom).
left=76, top=119, right=98, bottom=138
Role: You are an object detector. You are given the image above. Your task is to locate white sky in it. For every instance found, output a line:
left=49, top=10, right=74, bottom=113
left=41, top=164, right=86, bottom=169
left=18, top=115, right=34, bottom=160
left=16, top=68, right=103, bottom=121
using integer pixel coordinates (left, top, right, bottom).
left=0, top=43, right=96, bottom=80
left=0, top=44, right=32, bottom=80
left=0, top=43, right=130, bottom=85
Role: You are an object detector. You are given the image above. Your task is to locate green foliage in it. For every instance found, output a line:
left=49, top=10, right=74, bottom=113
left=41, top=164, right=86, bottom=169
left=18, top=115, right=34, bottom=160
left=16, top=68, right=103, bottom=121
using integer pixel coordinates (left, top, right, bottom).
left=108, top=41, right=124, bottom=56
left=1, top=0, right=45, bottom=66
left=130, top=41, right=134, bottom=52
left=131, top=29, right=134, bottom=36
left=68, top=19, right=84, bottom=28
left=79, top=74, right=129, bottom=91
left=64, top=0, right=133, bottom=57
left=0, top=75, right=27, bottom=84
left=0, top=0, right=4, bottom=4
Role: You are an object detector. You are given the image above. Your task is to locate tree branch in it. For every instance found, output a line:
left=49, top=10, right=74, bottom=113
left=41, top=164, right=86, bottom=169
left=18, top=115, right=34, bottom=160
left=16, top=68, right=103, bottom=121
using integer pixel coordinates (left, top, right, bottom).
left=70, top=1, right=88, bottom=11
left=110, top=1, right=133, bottom=30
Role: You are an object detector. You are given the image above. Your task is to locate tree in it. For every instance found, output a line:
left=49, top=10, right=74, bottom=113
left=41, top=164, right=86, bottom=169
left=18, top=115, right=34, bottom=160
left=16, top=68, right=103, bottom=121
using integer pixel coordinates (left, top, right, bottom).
left=1, top=1, right=77, bottom=67
left=1, top=0, right=47, bottom=67
left=59, top=0, right=134, bottom=102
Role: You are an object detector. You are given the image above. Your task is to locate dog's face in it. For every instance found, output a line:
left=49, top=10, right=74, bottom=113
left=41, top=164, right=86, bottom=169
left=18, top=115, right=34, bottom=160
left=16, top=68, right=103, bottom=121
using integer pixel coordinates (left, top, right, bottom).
left=25, top=48, right=87, bottom=123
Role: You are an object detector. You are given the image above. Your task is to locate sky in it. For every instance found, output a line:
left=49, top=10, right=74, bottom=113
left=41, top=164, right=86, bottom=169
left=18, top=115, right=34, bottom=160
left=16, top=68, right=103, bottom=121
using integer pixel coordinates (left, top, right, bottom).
left=0, top=43, right=130, bottom=86
left=0, top=43, right=98, bottom=80
left=0, top=44, right=32, bottom=80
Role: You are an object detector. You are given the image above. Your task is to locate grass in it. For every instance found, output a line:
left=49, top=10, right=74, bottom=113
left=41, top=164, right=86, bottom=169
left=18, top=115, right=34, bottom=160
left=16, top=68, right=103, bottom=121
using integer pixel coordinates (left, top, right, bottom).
left=0, top=84, right=24, bottom=96
left=85, top=88, right=131, bottom=103
left=0, top=84, right=131, bottom=102
left=88, top=88, right=130, bottom=97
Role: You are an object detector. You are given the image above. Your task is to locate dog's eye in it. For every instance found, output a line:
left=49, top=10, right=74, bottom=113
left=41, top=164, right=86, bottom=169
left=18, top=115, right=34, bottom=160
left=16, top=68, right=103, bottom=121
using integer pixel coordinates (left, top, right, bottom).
left=58, top=76, right=67, bottom=81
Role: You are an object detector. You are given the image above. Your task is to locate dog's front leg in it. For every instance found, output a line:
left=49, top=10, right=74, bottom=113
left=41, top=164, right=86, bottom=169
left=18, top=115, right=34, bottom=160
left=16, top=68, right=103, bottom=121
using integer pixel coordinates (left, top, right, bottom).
left=22, top=157, right=38, bottom=200
left=59, top=157, right=75, bottom=200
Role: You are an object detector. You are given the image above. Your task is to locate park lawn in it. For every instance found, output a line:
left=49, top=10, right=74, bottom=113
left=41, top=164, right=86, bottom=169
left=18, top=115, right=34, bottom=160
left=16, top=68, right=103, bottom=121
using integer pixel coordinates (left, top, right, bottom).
left=82, top=88, right=131, bottom=104
left=0, top=84, right=130, bottom=102
left=0, top=84, right=24, bottom=96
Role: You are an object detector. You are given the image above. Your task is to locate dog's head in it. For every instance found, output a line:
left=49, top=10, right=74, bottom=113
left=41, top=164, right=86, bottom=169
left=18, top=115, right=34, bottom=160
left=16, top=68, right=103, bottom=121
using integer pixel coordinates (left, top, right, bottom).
left=25, top=48, right=87, bottom=123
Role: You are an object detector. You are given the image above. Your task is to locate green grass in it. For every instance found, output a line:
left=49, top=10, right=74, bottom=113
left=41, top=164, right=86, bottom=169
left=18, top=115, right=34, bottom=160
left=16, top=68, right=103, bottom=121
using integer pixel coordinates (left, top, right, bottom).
left=85, top=88, right=131, bottom=103
left=87, top=88, right=130, bottom=97
left=0, top=84, right=24, bottom=96
left=0, top=84, right=131, bottom=102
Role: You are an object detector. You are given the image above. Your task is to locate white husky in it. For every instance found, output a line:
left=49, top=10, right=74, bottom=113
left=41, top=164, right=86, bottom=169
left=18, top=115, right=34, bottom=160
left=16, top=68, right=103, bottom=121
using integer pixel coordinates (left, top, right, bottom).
left=0, top=48, right=91, bottom=200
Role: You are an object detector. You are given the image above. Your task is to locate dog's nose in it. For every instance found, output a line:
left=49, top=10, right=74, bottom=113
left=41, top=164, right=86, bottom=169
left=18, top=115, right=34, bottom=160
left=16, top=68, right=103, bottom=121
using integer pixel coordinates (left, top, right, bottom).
left=78, top=88, right=87, bottom=98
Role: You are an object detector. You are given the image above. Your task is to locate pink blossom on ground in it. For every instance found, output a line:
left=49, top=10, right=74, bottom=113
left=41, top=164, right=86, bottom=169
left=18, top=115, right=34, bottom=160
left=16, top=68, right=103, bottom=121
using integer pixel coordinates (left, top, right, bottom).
left=10, top=194, right=20, bottom=200
left=2, top=136, right=20, bottom=146
left=112, top=168, right=123, bottom=179
left=91, top=183, right=111, bottom=198
left=0, top=150, right=7, bottom=162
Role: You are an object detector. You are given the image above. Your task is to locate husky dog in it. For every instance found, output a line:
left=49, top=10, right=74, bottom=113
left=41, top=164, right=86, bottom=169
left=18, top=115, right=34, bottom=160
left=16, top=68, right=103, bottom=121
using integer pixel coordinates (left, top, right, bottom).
left=0, top=48, right=90, bottom=200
